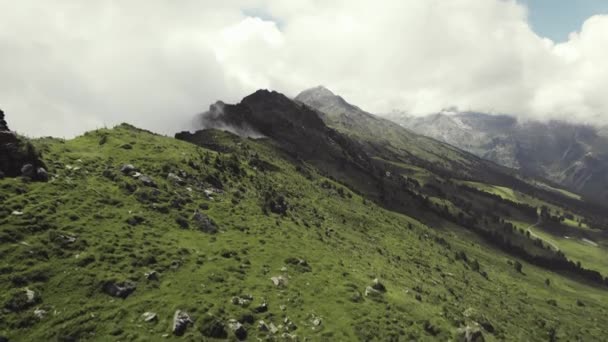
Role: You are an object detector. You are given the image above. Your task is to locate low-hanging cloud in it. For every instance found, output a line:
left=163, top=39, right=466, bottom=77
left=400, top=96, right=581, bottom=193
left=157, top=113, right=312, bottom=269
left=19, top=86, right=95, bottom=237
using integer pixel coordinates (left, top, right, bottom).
left=195, top=101, right=265, bottom=139
left=0, top=0, right=607, bottom=137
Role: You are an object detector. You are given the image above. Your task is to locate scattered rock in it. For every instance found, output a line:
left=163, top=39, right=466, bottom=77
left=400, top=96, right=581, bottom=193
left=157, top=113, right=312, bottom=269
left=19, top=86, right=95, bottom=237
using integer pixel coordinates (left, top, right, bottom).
left=282, top=333, right=298, bottom=340
left=126, top=216, right=145, bottom=226
left=102, top=281, right=136, bottom=299
left=364, top=286, right=382, bottom=298
left=228, top=319, right=248, bottom=340
left=33, top=308, right=47, bottom=319
left=253, top=302, right=268, bottom=313
left=284, top=317, right=298, bottom=331
left=36, top=168, right=49, bottom=181
left=231, top=295, right=253, bottom=306
left=142, top=312, right=157, bottom=322
left=271, top=276, right=288, bottom=287
left=24, top=288, right=35, bottom=302
left=167, top=173, right=185, bottom=185
left=239, top=314, right=255, bottom=325
left=175, top=217, right=189, bottom=229
left=170, top=260, right=182, bottom=270
left=120, top=164, right=137, bottom=174
left=21, top=164, right=35, bottom=178
left=145, top=270, right=159, bottom=281
left=4, top=288, right=39, bottom=312
left=49, top=231, right=77, bottom=246
left=424, top=320, right=441, bottom=336
left=371, top=278, right=387, bottom=292
left=312, top=317, right=322, bottom=327
left=258, top=320, right=269, bottom=332
left=192, top=211, right=218, bottom=234
left=140, top=175, right=157, bottom=188
left=284, top=257, right=312, bottom=272
left=458, top=325, right=485, bottom=342
left=200, top=316, right=228, bottom=339
left=172, top=310, right=193, bottom=336
left=120, top=143, right=133, bottom=150
left=269, top=322, right=279, bottom=334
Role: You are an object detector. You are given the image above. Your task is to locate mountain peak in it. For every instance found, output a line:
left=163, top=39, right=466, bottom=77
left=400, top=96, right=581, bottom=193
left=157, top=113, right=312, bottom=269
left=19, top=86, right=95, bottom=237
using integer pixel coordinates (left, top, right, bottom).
left=295, top=85, right=361, bottom=116
left=295, top=86, right=338, bottom=103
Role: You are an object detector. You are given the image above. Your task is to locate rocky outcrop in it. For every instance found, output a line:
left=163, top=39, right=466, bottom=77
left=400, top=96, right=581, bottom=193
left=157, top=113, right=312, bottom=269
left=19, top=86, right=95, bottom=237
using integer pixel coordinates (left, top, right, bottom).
left=0, top=109, right=47, bottom=180
left=0, top=109, right=9, bottom=131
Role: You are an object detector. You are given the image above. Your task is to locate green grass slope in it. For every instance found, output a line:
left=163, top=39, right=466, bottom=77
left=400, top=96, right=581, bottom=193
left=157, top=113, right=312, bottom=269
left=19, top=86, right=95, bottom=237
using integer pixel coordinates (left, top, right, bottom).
left=1, top=125, right=607, bottom=341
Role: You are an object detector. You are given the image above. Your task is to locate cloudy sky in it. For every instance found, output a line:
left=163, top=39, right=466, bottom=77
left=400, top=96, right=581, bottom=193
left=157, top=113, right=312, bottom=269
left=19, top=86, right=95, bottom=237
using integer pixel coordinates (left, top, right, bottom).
left=1, top=0, right=607, bottom=137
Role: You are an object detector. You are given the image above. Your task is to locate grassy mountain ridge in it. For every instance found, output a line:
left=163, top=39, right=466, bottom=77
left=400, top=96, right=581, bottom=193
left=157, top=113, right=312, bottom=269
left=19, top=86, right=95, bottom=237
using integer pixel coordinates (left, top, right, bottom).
left=1, top=124, right=607, bottom=341
left=2, top=84, right=608, bottom=341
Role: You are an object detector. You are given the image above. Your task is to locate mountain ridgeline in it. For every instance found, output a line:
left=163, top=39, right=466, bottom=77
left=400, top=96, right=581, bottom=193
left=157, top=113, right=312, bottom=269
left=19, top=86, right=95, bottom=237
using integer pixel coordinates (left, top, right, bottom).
left=1, top=90, right=608, bottom=341
left=179, top=87, right=608, bottom=282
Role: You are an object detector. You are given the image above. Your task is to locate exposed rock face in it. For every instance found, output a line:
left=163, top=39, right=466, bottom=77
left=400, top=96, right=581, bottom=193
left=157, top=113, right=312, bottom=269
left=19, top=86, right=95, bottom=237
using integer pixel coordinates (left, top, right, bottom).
left=0, top=110, right=47, bottom=179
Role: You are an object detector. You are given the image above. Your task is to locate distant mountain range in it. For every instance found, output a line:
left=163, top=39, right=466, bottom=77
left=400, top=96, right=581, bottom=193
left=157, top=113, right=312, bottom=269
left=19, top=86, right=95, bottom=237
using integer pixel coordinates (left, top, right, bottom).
left=387, top=111, right=608, bottom=202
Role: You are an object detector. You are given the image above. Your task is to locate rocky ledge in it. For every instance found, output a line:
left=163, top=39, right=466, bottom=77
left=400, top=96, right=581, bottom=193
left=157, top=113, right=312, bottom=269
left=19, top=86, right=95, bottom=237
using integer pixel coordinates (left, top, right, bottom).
left=0, top=109, right=47, bottom=180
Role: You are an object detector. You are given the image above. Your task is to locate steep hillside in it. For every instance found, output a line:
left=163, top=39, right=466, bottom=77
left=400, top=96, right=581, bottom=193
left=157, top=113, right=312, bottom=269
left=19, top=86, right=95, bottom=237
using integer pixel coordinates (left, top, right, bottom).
left=390, top=111, right=608, bottom=202
left=1, top=124, right=608, bottom=341
left=185, top=89, right=608, bottom=285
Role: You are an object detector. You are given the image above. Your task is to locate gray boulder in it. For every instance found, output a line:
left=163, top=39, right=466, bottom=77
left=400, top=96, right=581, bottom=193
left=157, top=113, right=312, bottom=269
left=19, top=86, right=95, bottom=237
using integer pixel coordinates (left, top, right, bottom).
left=144, top=270, right=159, bottom=281
left=141, top=311, right=157, bottom=322
left=271, top=276, right=288, bottom=287
left=120, top=164, right=137, bottom=174
left=21, top=164, right=35, bottom=178
left=458, top=326, right=485, bottom=342
left=102, top=281, right=136, bottom=299
left=228, top=319, right=248, bottom=340
left=34, top=308, right=47, bottom=319
left=192, top=211, right=218, bottom=234
left=36, top=168, right=49, bottom=181
left=167, top=173, right=185, bottom=185
left=172, top=310, right=193, bottom=336
left=139, top=175, right=157, bottom=187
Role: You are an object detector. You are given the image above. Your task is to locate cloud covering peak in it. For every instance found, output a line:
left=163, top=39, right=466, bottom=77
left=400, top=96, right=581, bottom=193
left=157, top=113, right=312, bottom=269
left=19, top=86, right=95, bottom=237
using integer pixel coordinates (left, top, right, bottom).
left=1, top=0, right=607, bottom=137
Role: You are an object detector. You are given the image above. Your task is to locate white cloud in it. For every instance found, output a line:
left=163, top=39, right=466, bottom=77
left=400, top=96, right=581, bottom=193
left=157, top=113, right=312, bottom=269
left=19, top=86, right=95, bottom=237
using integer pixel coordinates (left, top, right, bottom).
left=0, top=0, right=607, bottom=137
